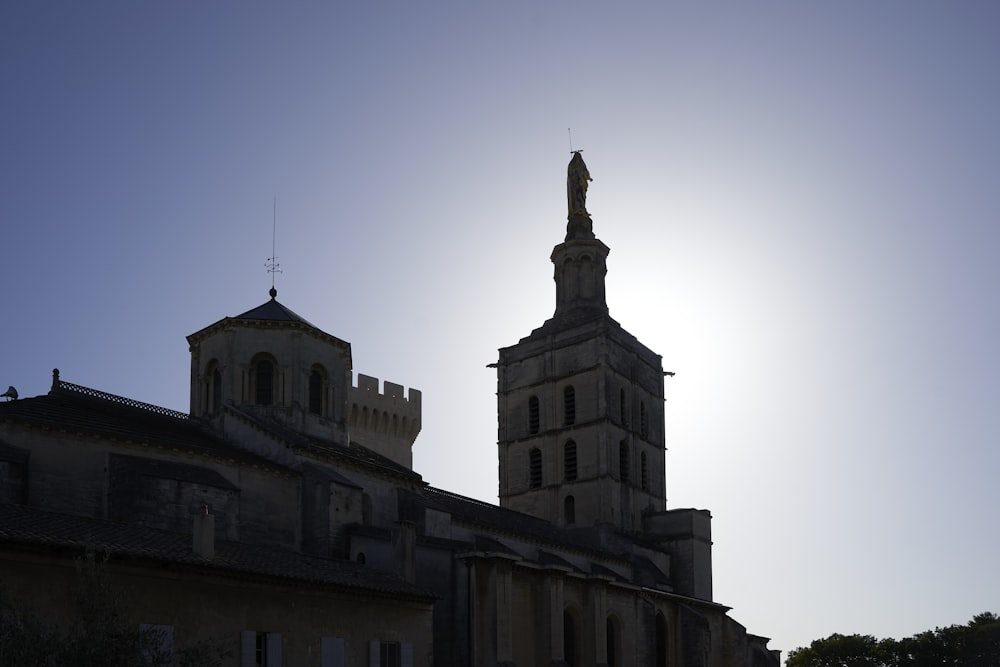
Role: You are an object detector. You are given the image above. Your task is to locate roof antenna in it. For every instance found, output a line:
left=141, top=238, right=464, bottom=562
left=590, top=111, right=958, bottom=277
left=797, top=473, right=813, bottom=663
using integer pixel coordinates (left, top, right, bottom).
left=568, top=127, right=574, bottom=153
left=265, top=196, right=282, bottom=299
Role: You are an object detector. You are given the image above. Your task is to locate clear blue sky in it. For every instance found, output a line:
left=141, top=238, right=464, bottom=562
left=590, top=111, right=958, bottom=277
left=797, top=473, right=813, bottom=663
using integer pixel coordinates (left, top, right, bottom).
left=3, top=2, right=998, bottom=659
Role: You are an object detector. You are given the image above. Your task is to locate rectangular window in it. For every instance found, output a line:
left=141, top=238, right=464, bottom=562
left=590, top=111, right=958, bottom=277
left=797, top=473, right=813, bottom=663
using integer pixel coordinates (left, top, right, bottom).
left=242, top=630, right=282, bottom=667
left=369, top=640, right=413, bottom=667
left=321, top=637, right=346, bottom=667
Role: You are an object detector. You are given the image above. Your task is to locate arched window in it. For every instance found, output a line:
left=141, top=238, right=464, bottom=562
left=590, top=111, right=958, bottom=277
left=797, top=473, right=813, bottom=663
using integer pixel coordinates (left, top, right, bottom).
left=619, top=388, right=627, bottom=425
left=529, top=448, right=542, bottom=488
left=564, top=495, right=575, bottom=525
left=655, top=611, right=668, bottom=666
left=640, top=401, right=649, bottom=439
left=564, top=440, right=577, bottom=481
left=528, top=395, right=540, bottom=434
left=205, top=360, right=221, bottom=412
left=309, top=365, right=326, bottom=415
left=607, top=615, right=621, bottom=667
left=563, top=385, right=576, bottom=426
left=211, top=366, right=222, bottom=411
left=619, top=440, right=630, bottom=484
left=252, top=356, right=276, bottom=406
left=564, top=609, right=578, bottom=667
left=641, top=451, right=649, bottom=491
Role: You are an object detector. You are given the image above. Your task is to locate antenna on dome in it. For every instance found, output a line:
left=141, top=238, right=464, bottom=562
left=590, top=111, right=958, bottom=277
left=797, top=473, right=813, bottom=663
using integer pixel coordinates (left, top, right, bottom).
left=568, top=128, right=574, bottom=153
left=265, top=196, right=282, bottom=298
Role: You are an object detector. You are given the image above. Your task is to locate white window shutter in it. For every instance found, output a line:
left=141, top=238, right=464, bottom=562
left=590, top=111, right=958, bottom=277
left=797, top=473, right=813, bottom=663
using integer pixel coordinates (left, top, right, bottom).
left=240, top=631, right=256, bottom=667
left=369, top=639, right=381, bottom=667
left=401, top=642, right=414, bottom=667
left=267, top=632, right=283, bottom=667
left=321, top=637, right=345, bottom=667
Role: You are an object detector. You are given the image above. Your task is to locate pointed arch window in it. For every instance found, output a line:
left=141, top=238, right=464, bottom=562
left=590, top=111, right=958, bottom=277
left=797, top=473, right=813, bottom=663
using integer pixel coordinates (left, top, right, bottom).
left=607, top=615, right=622, bottom=667
left=655, top=611, right=668, bottom=667
left=640, top=401, right=649, bottom=439
left=619, top=440, right=630, bottom=484
left=564, top=440, right=577, bottom=482
left=564, top=609, right=578, bottom=667
left=619, top=388, right=627, bottom=426
left=563, top=385, right=576, bottom=426
left=529, top=448, right=543, bottom=488
left=564, top=495, right=576, bottom=525
left=528, top=395, right=540, bottom=435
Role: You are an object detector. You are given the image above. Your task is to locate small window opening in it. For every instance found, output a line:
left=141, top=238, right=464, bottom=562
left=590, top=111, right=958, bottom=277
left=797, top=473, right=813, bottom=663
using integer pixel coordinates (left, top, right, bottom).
left=528, top=395, right=540, bottom=434
left=640, top=401, right=649, bottom=439
left=564, top=440, right=577, bottom=482
left=619, top=440, right=630, bottom=484
left=529, top=448, right=542, bottom=488
left=564, top=495, right=576, bottom=525
left=564, top=385, right=576, bottom=426
left=641, top=452, right=649, bottom=491
left=619, top=388, right=627, bottom=425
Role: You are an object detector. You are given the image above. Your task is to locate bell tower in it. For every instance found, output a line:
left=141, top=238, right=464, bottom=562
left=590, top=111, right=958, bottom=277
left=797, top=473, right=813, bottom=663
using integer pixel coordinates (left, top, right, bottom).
left=496, top=153, right=667, bottom=531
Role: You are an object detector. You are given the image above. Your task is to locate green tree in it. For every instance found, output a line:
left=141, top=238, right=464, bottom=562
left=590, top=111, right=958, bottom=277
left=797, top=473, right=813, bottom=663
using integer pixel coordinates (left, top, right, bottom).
left=786, top=633, right=892, bottom=667
left=789, top=613, right=1000, bottom=667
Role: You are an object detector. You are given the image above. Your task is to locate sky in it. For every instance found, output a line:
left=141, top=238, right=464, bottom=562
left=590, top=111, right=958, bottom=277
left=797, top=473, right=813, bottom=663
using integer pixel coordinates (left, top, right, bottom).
left=2, top=1, right=999, bottom=660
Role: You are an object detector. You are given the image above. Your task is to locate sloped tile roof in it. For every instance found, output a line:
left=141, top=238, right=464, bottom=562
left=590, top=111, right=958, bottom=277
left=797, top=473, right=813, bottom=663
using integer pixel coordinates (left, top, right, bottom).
left=0, top=504, right=433, bottom=601
left=234, top=297, right=317, bottom=327
left=0, top=389, right=292, bottom=474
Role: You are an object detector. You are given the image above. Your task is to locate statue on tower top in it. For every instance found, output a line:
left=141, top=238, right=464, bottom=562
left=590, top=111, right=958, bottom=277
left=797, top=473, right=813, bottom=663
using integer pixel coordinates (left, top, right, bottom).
left=566, top=151, right=595, bottom=240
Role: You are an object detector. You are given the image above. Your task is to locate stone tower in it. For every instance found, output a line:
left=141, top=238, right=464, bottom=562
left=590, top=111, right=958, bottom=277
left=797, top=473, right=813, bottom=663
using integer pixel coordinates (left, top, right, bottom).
left=496, top=154, right=668, bottom=531
left=187, top=288, right=421, bottom=468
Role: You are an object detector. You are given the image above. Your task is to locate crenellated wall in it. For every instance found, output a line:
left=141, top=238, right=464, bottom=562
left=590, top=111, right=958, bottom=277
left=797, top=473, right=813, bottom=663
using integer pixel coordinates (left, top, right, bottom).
left=349, top=373, right=422, bottom=469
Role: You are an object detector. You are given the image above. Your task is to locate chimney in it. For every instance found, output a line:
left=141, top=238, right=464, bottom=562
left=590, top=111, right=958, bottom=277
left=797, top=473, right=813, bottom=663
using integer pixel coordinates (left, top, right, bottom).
left=193, top=505, right=215, bottom=559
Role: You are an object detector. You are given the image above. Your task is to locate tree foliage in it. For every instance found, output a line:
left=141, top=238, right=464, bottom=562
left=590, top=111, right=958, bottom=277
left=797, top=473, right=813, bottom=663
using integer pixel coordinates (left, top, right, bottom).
left=787, top=613, right=1000, bottom=667
left=0, top=551, right=228, bottom=667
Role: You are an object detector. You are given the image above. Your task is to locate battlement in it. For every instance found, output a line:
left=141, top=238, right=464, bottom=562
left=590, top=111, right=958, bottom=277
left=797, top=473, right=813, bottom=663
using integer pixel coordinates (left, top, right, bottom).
left=348, top=373, right=422, bottom=469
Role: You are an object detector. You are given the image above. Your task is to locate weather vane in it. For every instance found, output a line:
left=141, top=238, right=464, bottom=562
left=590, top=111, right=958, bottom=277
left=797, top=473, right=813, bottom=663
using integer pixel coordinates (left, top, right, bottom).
left=265, top=197, right=282, bottom=296
left=568, top=127, right=584, bottom=154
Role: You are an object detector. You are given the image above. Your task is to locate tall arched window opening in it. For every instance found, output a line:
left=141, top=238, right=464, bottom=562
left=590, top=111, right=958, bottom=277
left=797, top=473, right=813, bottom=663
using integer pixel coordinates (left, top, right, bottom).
left=309, top=366, right=325, bottom=415
left=640, top=401, right=649, bottom=439
left=564, top=385, right=576, bottom=426
left=655, top=611, right=668, bottom=666
left=619, top=388, right=627, bottom=425
left=607, top=616, right=621, bottom=667
left=528, top=395, right=540, bottom=434
left=254, top=358, right=275, bottom=406
left=564, top=610, right=578, bottom=667
left=564, top=440, right=577, bottom=481
left=529, top=448, right=542, bottom=488
left=564, top=495, right=575, bottom=525
left=211, top=367, right=222, bottom=411
left=619, top=440, right=630, bottom=484
left=641, top=452, right=649, bottom=491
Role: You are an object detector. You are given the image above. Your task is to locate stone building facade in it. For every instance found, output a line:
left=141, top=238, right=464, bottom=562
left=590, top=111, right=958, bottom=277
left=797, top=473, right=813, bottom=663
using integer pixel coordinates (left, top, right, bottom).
left=0, top=155, right=779, bottom=666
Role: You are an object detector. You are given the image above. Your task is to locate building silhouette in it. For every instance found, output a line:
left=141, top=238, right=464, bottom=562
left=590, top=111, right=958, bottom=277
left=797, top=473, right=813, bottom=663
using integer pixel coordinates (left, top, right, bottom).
left=0, top=155, right=779, bottom=666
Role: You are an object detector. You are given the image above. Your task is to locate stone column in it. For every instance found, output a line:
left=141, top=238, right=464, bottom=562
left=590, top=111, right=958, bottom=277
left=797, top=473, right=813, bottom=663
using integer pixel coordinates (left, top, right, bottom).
left=544, top=572, right=565, bottom=666
left=495, top=559, right=515, bottom=667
